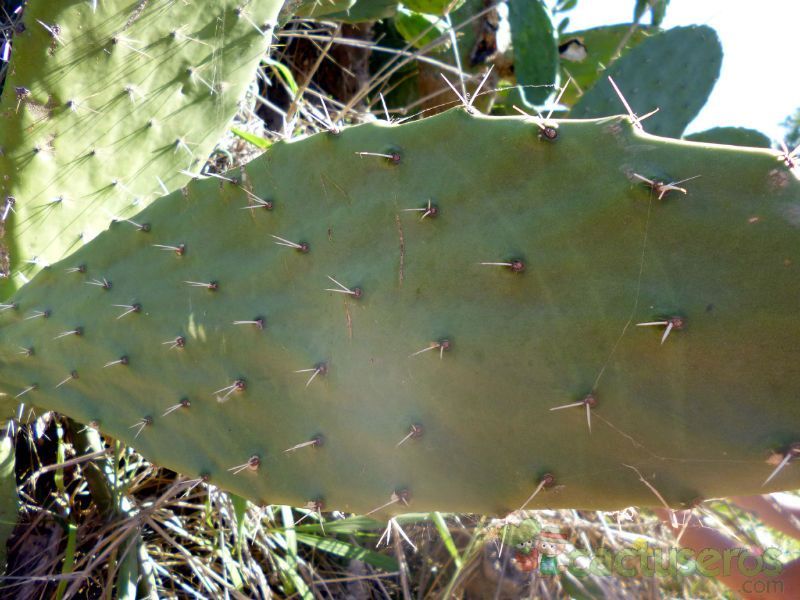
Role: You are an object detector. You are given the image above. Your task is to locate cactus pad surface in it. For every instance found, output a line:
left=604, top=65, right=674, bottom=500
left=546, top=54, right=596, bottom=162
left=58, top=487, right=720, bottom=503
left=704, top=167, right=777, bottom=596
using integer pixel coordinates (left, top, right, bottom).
left=0, top=0, right=282, bottom=295
left=685, top=127, right=772, bottom=148
left=570, top=26, right=722, bottom=138
left=1, top=110, right=799, bottom=515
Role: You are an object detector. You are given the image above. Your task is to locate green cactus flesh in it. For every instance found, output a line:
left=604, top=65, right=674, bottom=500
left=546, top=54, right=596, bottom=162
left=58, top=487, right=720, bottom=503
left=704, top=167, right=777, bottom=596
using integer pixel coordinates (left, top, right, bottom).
left=1, top=109, right=799, bottom=515
left=0, top=0, right=283, bottom=296
left=570, top=25, right=722, bottom=138
left=508, top=0, right=558, bottom=106
left=685, top=127, right=772, bottom=149
left=394, top=7, right=450, bottom=52
left=324, top=0, right=399, bottom=23
left=403, top=0, right=466, bottom=16
left=294, top=0, right=357, bottom=18
left=557, top=24, right=657, bottom=108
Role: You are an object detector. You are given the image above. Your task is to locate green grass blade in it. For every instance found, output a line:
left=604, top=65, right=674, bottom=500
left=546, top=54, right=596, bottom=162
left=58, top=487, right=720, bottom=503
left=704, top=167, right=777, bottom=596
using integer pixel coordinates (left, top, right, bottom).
left=231, top=127, right=272, bottom=150
left=217, top=528, right=244, bottom=590
left=431, top=512, right=462, bottom=568
left=295, top=533, right=399, bottom=572
left=0, top=435, right=18, bottom=575
left=230, top=493, right=249, bottom=552
left=280, top=505, right=300, bottom=573
left=54, top=522, right=77, bottom=600
left=54, top=425, right=66, bottom=494
left=264, top=58, right=300, bottom=96
left=116, top=531, right=140, bottom=600
left=273, top=552, right=313, bottom=600
left=294, top=515, right=386, bottom=535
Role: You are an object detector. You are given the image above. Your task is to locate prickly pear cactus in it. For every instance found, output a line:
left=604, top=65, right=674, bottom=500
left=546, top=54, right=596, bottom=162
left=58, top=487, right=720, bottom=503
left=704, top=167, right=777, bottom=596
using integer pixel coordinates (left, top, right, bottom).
left=403, top=0, right=466, bottom=15
left=0, top=0, right=283, bottom=295
left=294, top=0, right=356, bottom=18
left=557, top=24, right=656, bottom=107
left=685, top=127, right=772, bottom=148
left=323, top=0, right=398, bottom=23
left=570, top=26, right=722, bottom=137
left=1, top=109, right=799, bottom=515
left=508, top=0, right=558, bottom=105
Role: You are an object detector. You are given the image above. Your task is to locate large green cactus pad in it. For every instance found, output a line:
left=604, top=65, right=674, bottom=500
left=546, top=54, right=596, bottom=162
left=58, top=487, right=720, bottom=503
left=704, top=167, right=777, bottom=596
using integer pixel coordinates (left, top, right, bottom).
left=570, top=26, right=722, bottom=138
left=0, top=0, right=282, bottom=296
left=2, top=110, right=799, bottom=515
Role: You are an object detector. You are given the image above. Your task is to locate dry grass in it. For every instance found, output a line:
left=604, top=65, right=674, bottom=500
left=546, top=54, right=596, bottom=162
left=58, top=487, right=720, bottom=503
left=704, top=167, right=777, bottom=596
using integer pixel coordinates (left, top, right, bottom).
left=8, top=412, right=796, bottom=598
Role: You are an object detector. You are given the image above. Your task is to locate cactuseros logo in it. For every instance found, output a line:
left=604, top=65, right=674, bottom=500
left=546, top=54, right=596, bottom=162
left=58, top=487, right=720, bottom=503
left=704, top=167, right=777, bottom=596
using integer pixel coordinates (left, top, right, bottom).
left=511, top=522, right=568, bottom=576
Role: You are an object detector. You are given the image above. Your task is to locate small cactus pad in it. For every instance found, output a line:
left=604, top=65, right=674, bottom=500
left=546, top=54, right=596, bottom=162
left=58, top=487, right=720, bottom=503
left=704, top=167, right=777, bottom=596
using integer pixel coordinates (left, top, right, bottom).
left=557, top=24, right=656, bottom=107
left=508, top=0, right=558, bottom=106
left=2, top=110, right=799, bottom=515
left=570, top=26, right=722, bottom=138
left=0, top=0, right=283, bottom=295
